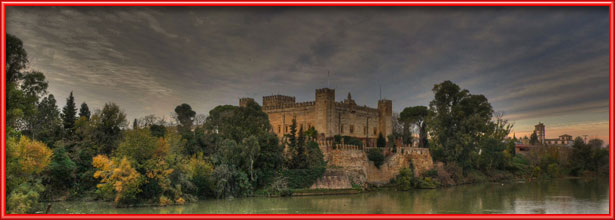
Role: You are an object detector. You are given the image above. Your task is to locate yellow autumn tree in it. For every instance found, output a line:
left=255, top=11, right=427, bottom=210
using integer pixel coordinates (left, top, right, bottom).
left=92, top=155, right=144, bottom=206
left=6, top=136, right=53, bottom=214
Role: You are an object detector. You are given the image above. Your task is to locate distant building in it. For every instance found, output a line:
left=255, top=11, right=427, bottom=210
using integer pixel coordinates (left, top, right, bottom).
left=530, top=122, right=573, bottom=147
left=544, top=134, right=573, bottom=146
left=534, top=122, right=545, bottom=144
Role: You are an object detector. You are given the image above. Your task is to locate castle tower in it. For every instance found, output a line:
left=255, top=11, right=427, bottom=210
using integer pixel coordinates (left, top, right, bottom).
left=239, top=97, right=255, bottom=107
left=378, top=99, right=393, bottom=138
left=534, top=122, right=545, bottom=144
left=315, top=88, right=335, bottom=138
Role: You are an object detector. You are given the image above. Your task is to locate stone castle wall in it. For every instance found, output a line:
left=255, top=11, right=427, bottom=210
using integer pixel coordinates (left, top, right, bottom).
left=314, top=146, right=434, bottom=189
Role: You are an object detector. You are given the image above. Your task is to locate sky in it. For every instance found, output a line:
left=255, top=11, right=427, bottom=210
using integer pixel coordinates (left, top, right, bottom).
left=6, top=7, right=610, bottom=142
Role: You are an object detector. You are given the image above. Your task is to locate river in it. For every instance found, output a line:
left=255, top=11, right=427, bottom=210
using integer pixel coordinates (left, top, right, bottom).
left=47, top=178, right=609, bottom=214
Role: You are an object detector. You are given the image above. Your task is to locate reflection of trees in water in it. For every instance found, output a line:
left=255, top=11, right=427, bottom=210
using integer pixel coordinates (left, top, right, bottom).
left=50, top=179, right=608, bottom=214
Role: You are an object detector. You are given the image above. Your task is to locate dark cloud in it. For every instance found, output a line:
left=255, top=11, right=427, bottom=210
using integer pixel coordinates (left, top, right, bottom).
left=6, top=6, right=609, bottom=139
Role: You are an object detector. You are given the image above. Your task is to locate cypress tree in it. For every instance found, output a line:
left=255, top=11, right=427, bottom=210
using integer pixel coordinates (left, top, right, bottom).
left=62, top=92, right=77, bottom=136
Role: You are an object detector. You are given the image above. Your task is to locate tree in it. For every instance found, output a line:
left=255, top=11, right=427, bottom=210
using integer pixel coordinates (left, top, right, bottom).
left=290, top=125, right=308, bottom=169
left=305, top=127, right=317, bottom=141
left=150, top=124, right=166, bottom=138
left=204, top=100, right=283, bottom=188
left=6, top=34, right=49, bottom=130
left=93, top=103, right=127, bottom=155
left=367, top=148, right=385, bottom=168
left=242, top=136, right=260, bottom=182
left=570, top=136, right=592, bottom=175
left=286, top=119, right=298, bottom=152
left=92, top=155, right=144, bottom=206
left=377, top=132, right=386, bottom=148
left=427, top=80, right=494, bottom=168
left=175, top=103, right=196, bottom=134
left=46, top=147, right=77, bottom=189
left=588, top=139, right=604, bottom=149
left=400, top=106, right=429, bottom=147
left=62, top=91, right=78, bottom=137
left=7, top=33, right=29, bottom=83
left=530, top=131, right=539, bottom=145
left=6, top=136, right=52, bottom=214
left=28, top=94, right=63, bottom=146
left=306, top=141, right=326, bottom=168
left=79, top=102, right=91, bottom=120
left=114, top=129, right=159, bottom=166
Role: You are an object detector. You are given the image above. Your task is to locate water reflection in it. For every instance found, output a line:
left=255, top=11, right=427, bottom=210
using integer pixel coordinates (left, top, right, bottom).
left=48, top=178, right=608, bottom=214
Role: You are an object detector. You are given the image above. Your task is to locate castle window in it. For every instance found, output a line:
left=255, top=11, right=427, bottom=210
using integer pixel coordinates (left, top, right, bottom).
left=364, top=126, right=367, bottom=135
left=300, top=124, right=304, bottom=131
left=285, top=126, right=288, bottom=133
left=373, top=127, right=377, bottom=135
left=278, top=125, right=281, bottom=134
left=308, top=123, right=312, bottom=128
left=341, top=124, right=344, bottom=134
left=350, top=125, right=354, bottom=134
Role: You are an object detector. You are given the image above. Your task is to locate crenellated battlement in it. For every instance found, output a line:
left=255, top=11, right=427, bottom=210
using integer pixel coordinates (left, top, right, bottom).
left=262, top=101, right=316, bottom=110
left=263, top=95, right=296, bottom=107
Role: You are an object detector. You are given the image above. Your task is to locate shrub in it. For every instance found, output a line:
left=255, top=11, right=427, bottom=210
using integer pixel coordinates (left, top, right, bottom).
left=367, top=148, right=385, bottom=168
left=7, top=181, right=45, bottom=214
left=416, top=177, right=440, bottom=189
left=423, top=168, right=438, bottom=178
left=547, top=163, right=560, bottom=178
left=92, top=155, right=144, bottom=206
left=395, top=168, right=414, bottom=191
left=281, top=168, right=326, bottom=189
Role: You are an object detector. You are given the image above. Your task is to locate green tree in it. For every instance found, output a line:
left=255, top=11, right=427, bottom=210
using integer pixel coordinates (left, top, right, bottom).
left=150, top=124, right=166, bottom=138
left=306, top=141, right=326, bottom=168
left=367, top=148, right=385, bottom=168
left=175, top=103, right=196, bottom=135
left=570, top=136, right=591, bottom=175
left=114, top=129, right=159, bottom=167
left=290, top=125, right=308, bottom=169
left=242, top=136, right=261, bottom=182
left=588, top=138, right=604, bottom=149
left=28, top=94, right=63, bottom=146
left=377, top=132, right=386, bottom=148
left=79, top=102, right=90, bottom=120
left=400, top=106, right=428, bottom=147
left=305, top=126, right=317, bottom=141
left=530, top=131, right=539, bottom=145
left=427, top=80, right=494, bottom=168
left=62, top=91, right=78, bottom=137
left=46, top=147, right=77, bottom=189
left=6, top=34, right=49, bottom=130
left=204, top=100, right=283, bottom=188
left=93, top=103, right=127, bottom=155
left=7, top=33, right=29, bottom=83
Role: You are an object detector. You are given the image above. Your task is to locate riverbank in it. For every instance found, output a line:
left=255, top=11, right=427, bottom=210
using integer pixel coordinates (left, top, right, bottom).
left=43, top=178, right=609, bottom=214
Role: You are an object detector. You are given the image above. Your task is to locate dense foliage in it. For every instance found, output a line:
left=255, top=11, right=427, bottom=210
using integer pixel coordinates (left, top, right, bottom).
left=367, top=148, right=385, bottom=168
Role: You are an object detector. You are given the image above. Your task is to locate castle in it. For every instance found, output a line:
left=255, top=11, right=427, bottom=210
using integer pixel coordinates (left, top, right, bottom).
left=239, top=88, right=392, bottom=147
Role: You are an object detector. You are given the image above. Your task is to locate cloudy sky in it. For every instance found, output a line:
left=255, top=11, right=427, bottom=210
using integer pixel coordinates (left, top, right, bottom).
left=6, top=7, right=610, bottom=141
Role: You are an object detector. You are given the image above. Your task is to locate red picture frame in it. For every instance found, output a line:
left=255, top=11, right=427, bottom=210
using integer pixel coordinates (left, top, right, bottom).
left=0, top=1, right=613, bottom=219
